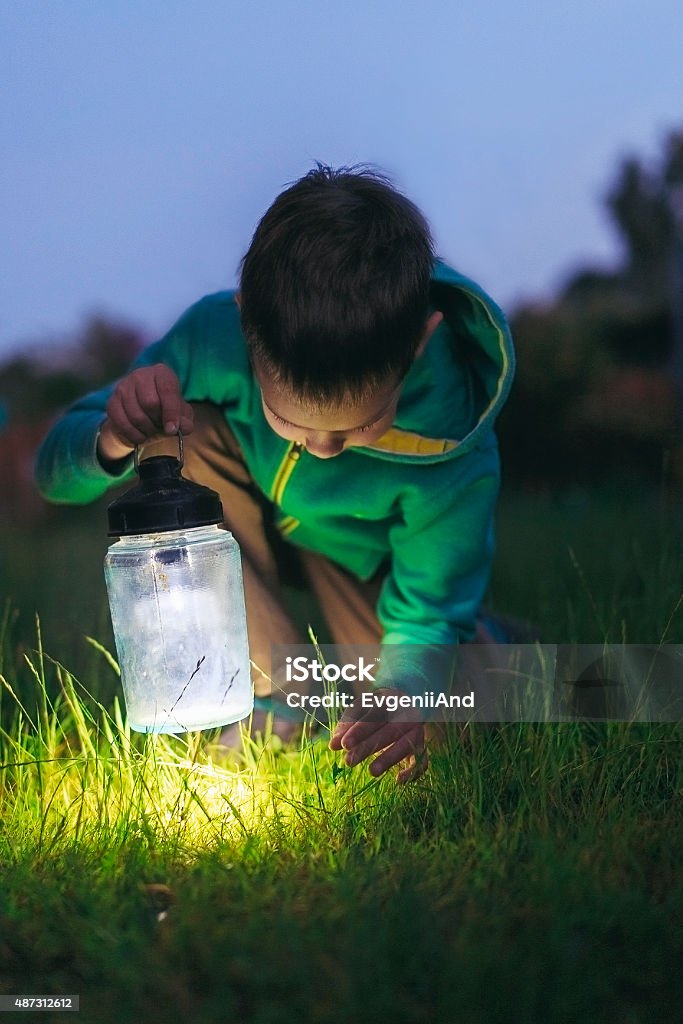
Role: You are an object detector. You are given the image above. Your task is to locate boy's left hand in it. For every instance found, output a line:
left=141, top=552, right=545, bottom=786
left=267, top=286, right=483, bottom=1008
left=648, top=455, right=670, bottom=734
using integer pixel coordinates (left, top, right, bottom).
left=329, top=687, right=427, bottom=784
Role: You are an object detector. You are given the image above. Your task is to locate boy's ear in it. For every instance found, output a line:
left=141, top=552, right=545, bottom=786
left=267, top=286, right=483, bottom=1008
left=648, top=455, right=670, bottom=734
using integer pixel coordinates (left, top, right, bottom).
left=414, top=310, right=444, bottom=359
left=235, top=293, right=242, bottom=309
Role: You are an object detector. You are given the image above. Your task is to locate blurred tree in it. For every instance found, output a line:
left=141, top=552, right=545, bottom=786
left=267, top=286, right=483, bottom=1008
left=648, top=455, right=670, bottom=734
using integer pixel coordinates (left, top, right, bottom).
left=606, top=154, right=674, bottom=300
left=499, top=128, right=683, bottom=489
left=0, top=315, right=144, bottom=423
left=664, top=134, right=683, bottom=413
left=0, top=316, right=144, bottom=524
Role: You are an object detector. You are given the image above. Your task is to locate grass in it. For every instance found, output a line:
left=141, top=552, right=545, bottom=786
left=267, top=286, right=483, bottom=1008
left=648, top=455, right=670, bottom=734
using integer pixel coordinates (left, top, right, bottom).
left=1, top=488, right=683, bottom=1022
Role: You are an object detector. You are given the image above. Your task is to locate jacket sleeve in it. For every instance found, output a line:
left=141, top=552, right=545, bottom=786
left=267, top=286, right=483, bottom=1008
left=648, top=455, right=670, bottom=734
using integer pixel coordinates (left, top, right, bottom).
left=34, top=299, right=212, bottom=505
left=374, top=433, right=500, bottom=696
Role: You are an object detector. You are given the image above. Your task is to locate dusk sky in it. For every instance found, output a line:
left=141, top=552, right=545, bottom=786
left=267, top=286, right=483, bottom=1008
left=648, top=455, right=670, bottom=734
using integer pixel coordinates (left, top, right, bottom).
left=2, top=1, right=682, bottom=359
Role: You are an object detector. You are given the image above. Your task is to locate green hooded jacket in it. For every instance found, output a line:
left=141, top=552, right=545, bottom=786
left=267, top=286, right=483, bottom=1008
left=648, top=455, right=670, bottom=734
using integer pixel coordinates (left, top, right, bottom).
left=35, top=260, right=515, bottom=696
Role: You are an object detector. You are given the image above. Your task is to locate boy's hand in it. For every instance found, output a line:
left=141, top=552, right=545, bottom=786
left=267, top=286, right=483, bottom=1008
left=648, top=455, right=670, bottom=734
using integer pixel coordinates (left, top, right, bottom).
left=329, top=687, right=427, bottom=784
left=98, top=364, right=194, bottom=462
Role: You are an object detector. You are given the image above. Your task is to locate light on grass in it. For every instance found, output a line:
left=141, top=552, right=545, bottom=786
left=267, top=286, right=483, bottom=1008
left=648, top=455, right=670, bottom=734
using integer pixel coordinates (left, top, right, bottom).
left=1, top=632, right=275, bottom=853
left=1, top=615, right=394, bottom=868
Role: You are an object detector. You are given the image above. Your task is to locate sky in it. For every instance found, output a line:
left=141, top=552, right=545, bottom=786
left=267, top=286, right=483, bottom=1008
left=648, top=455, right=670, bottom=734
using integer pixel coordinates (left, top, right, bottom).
left=1, top=0, right=682, bottom=360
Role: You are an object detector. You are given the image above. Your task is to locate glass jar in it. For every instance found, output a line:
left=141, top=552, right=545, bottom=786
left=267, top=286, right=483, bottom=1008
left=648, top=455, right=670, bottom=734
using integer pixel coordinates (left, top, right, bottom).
left=104, top=446, right=252, bottom=734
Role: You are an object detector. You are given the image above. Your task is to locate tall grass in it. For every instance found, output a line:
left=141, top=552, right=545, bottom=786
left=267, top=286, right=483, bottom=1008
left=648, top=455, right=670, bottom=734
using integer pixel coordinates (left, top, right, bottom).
left=1, top=489, right=683, bottom=1022
left=1, top=624, right=682, bottom=1023
left=490, top=488, right=683, bottom=642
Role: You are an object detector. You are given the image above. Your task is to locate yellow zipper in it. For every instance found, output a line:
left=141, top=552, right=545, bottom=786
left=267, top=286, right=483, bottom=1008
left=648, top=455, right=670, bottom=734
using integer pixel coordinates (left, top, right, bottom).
left=270, top=441, right=303, bottom=505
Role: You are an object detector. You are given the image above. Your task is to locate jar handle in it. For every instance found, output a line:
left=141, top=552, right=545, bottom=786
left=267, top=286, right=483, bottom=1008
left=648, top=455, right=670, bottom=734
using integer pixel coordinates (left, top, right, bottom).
left=134, top=429, right=184, bottom=472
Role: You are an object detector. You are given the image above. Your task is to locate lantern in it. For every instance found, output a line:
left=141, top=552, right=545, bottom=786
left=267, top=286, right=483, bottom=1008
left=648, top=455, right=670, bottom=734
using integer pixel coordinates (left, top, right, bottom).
left=104, top=437, right=253, bottom=734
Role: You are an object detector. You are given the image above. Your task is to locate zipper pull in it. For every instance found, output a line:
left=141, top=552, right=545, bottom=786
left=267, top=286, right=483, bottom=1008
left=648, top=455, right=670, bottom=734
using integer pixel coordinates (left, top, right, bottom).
left=271, top=440, right=304, bottom=505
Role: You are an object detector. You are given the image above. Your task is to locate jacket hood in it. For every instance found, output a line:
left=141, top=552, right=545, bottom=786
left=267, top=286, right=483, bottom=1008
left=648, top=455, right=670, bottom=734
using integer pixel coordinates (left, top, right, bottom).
left=358, top=259, right=515, bottom=464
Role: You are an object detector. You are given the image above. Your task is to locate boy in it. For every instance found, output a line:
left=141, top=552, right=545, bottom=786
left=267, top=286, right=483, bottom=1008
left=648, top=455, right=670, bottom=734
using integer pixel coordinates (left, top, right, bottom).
left=35, top=164, right=515, bottom=783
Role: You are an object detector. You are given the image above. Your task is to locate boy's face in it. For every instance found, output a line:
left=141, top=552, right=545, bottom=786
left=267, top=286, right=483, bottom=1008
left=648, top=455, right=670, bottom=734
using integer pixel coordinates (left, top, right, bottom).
left=254, top=361, right=402, bottom=459
left=245, top=307, right=443, bottom=459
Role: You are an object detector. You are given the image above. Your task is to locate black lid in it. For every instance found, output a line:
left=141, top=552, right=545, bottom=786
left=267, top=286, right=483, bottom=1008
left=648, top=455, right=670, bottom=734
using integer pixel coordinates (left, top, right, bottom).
left=107, top=455, right=223, bottom=536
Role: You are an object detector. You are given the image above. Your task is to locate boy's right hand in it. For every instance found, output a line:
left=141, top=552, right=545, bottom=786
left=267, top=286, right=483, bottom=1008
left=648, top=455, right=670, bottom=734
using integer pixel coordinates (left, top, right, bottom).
left=97, top=364, right=194, bottom=463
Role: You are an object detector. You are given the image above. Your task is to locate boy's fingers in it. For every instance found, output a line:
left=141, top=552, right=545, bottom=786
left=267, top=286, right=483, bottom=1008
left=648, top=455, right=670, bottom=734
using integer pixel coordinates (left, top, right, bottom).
left=343, top=722, right=401, bottom=766
left=129, top=365, right=178, bottom=432
left=328, top=720, right=354, bottom=750
left=121, top=386, right=159, bottom=437
left=330, top=712, right=392, bottom=754
left=339, top=715, right=387, bottom=751
left=106, top=364, right=192, bottom=444
left=105, top=391, right=150, bottom=447
left=150, top=365, right=194, bottom=436
left=329, top=701, right=382, bottom=749
left=369, top=730, right=425, bottom=777
left=330, top=706, right=427, bottom=783
left=151, top=365, right=185, bottom=433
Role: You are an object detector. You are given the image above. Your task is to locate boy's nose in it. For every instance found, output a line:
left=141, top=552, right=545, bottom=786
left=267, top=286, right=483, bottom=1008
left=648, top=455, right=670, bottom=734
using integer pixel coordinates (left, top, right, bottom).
left=304, top=434, right=345, bottom=458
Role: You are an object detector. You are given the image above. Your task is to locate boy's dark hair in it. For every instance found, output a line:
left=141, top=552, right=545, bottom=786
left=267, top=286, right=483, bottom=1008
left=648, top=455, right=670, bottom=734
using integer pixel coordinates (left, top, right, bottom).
left=239, top=163, right=435, bottom=405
